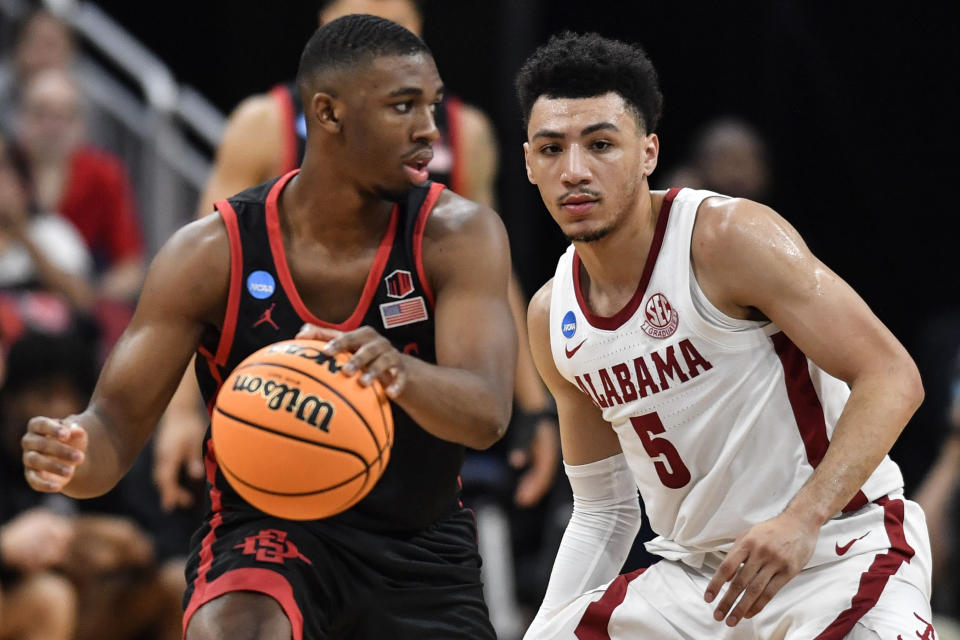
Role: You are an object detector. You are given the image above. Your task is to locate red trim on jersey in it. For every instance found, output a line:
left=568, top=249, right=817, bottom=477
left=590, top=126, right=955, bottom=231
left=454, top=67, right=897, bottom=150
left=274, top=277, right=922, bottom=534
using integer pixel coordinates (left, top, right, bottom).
left=771, top=331, right=868, bottom=512
left=573, top=187, right=680, bottom=331
left=183, top=568, right=304, bottom=640
left=212, top=200, right=244, bottom=366
left=574, top=568, right=647, bottom=640
left=812, top=496, right=915, bottom=639
left=445, top=96, right=464, bottom=195
left=270, top=85, right=299, bottom=174
left=413, top=182, right=445, bottom=310
left=265, top=170, right=399, bottom=329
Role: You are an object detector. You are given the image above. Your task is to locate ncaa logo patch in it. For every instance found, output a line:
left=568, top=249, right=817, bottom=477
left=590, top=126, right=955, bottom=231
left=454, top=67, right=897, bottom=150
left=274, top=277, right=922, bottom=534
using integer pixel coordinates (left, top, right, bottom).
left=247, top=270, right=276, bottom=300
left=641, top=292, right=679, bottom=338
left=561, top=310, right=577, bottom=339
left=384, top=269, right=415, bottom=299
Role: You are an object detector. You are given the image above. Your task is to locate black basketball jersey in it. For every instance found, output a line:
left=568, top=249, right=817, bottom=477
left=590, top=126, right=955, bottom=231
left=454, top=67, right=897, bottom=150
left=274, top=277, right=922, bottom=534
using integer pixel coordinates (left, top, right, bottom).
left=271, top=82, right=465, bottom=194
left=195, top=171, right=464, bottom=534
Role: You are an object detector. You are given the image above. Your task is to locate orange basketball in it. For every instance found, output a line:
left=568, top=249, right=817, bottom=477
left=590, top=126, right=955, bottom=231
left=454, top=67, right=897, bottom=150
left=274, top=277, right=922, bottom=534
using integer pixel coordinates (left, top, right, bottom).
left=211, top=339, right=393, bottom=520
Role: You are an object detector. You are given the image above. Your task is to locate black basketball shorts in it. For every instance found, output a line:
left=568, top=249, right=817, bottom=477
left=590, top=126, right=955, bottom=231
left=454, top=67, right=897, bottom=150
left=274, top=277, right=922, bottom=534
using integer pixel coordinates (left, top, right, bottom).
left=182, top=506, right=496, bottom=639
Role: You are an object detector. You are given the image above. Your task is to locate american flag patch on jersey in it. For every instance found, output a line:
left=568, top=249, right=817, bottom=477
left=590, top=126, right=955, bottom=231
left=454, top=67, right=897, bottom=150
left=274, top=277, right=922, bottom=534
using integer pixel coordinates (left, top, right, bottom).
left=379, top=296, right=429, bottom=328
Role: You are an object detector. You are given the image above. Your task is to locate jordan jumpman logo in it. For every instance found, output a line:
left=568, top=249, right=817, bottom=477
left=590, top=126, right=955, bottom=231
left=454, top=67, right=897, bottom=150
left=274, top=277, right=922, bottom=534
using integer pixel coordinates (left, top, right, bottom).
left=253, top=303, right=279, bottom=330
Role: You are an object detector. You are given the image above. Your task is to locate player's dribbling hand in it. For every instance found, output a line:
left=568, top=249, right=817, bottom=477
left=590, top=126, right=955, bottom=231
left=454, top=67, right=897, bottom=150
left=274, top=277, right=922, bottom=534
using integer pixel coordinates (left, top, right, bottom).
left=298, top=324, right=407, bottom=398
left=21, top=417, right=88, bottom=493
left=704, top=510, right=818, bottom=627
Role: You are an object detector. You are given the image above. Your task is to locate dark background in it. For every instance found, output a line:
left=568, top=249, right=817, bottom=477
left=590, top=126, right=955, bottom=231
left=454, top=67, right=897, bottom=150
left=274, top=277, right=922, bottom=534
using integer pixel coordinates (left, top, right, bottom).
left=93, top=0, right=959, bottom=486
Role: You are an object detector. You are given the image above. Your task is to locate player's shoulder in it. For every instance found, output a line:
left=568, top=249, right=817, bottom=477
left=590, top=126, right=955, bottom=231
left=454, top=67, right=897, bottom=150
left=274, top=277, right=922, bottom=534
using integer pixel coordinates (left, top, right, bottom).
left=165, top=212, right=230, bottom=261
left=691, top=195, right=797, bottom=268
left=222, top=91, right=284, bottom=139
left=424, top=186, right=505, bottom=242
left=527, top=279, right=555, bottom=330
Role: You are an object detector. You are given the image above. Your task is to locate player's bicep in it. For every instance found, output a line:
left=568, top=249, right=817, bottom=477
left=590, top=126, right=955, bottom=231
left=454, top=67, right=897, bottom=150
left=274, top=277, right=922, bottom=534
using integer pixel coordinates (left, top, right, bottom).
left=428, top=205, right=516, bottom=399
left=527, top=284, right=622, bottom=465
left=91, top=218, right=230, bottom=446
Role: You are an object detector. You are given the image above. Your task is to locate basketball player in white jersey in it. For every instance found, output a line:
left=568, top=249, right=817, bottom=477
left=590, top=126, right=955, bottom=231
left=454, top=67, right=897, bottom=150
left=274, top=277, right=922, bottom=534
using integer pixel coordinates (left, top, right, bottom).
left=516, top=32, right=934, bottom=639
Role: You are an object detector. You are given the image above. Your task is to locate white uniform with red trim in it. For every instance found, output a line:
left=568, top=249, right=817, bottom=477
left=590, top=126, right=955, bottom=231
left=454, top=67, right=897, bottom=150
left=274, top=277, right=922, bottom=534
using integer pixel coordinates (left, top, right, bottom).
left=526, top=188, right=933, bottom=639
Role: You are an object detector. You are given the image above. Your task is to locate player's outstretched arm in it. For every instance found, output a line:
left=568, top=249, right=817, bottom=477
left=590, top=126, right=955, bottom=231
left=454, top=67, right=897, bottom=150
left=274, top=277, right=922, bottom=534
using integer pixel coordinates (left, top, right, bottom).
left=694, top=197, right=924, bottom=626
left=301, top=193, right=517, bottom=450
left=524, top=281, right=640, bottom=623
left=22, top=215, right=230, bottom=498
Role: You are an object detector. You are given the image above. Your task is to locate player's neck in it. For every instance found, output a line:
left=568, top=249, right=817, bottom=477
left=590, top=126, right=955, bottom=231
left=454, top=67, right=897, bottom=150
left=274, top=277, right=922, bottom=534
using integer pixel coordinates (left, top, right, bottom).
left=281, top=161, right=394, bottom=245
left=575, top=190, right=661, bottom=315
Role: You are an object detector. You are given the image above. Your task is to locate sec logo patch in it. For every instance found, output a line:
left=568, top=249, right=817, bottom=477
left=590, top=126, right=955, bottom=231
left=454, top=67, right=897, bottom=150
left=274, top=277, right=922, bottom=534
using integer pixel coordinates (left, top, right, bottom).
left=641, top=293, right=678, bottom=339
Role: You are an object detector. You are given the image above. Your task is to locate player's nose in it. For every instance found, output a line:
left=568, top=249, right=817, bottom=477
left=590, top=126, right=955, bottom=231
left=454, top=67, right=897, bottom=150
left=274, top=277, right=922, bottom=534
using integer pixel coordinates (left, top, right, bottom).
left=560, top=144, right=591, bottom=185
left=413, top=107, right=440, bottom=145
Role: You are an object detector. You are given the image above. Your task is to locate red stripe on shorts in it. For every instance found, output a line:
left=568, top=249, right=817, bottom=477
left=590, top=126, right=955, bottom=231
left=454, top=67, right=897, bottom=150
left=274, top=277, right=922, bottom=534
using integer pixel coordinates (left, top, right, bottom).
left=183, top=568, right=304, bottom=640
left=812, top=496, right=915, bottom=639
left=574, top=568, right=646, bottom=640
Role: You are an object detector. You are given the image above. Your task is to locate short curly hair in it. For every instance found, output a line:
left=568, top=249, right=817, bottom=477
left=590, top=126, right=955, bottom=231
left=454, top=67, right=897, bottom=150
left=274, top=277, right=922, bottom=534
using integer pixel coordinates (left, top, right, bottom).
left=515, top=31, right=663, bottom=135
left=296, top=13, right=431, bottom=90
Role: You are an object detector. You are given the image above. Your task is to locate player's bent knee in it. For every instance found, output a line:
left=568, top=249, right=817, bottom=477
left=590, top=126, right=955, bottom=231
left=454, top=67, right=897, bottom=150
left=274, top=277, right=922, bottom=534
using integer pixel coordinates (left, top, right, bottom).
left=186, top=592, right=292, bottom=640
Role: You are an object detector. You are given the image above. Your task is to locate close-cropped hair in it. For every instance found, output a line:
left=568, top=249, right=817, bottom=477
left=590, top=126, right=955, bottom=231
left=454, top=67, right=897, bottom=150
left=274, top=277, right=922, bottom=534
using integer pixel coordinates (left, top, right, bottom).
left=296, top=13, right=431, bottom=91
left=515, top=31, right=663, bottom=134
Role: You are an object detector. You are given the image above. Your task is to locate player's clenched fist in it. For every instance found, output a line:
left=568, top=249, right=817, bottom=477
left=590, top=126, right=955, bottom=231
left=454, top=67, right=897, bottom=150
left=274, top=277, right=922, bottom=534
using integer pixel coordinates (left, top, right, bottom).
left=22, top=417, right=88, bottom=492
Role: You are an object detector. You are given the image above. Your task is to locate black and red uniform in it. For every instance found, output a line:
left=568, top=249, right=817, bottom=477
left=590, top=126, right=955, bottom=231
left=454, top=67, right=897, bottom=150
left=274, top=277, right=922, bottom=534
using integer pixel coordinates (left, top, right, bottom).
left=270, top=82, right=466, bottom=193
left=182, top=171, right=495, bottom=639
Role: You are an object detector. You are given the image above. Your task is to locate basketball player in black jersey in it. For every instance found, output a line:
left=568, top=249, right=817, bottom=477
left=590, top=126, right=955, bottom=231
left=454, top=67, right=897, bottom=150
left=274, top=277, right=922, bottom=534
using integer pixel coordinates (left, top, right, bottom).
left=22, top=15, right=516, bottom=640
left=157, top=0, right=558, bottom=519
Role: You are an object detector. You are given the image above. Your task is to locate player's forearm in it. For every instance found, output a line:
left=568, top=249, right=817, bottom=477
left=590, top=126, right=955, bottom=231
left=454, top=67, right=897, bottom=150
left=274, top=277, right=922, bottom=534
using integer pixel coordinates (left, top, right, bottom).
left=784, top=365, right=924, bottom=526
left=61, top=404, right=134, bottom=498
left=537, top=455, right=641, bottom=612
left=392, top=355, right=513, bottom=449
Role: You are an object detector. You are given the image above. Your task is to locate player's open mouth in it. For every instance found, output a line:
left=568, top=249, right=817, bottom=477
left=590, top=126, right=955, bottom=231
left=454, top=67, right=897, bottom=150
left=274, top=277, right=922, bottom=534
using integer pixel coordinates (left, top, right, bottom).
left=402, top=152, right=433, bottom=185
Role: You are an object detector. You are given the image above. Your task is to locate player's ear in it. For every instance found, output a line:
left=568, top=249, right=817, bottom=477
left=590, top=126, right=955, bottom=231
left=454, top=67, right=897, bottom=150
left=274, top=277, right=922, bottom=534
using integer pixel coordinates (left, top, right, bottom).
left=641, top=133, right=659, bottom=178
left=523, top=142, right=536, bottom=184
left=311, top=92, right=343, bottom=134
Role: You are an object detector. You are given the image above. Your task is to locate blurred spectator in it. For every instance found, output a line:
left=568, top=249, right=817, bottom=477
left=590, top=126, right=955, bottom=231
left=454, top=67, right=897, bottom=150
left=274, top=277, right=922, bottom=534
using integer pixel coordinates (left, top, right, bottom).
left=13, top=67, right=145, bottom=304
left=660, top=116, right=771, bottom=200
left=0, top=128, right=94, bottom=311
left=0, top=327, right=183, bottom=640
left=0, top=9, right=75, bottom=133
left=915, top=346, right=960, bottom=617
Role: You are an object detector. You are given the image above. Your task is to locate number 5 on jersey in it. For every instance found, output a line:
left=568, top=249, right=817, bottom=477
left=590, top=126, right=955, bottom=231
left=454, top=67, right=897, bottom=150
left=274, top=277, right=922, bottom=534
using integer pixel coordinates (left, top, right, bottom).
left=630, top=413, right=691, bottom=489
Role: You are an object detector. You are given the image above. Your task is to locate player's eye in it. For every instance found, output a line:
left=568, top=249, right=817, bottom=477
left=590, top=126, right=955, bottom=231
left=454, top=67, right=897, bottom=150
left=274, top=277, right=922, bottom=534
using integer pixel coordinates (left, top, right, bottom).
left=394, top=101, right=414, bottom=114
left=591, top=140, right=613, bottom=151
left=540, top=144, right=561, bottom=155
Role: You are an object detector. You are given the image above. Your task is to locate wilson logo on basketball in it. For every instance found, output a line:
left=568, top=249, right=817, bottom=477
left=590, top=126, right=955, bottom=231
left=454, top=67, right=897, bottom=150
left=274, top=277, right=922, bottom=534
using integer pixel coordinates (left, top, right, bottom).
left=641, top=293, right=679, bottom=339
left=232, top=375, right=335, bottom=432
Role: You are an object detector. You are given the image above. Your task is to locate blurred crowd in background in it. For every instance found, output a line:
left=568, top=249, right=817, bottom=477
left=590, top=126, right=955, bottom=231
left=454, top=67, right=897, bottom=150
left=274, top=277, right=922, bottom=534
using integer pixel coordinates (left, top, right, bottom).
left=0, top=2, right=958, bottom=639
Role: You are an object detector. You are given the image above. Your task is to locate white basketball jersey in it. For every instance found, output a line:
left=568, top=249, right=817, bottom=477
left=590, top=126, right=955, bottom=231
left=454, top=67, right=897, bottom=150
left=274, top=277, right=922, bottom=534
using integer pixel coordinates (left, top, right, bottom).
left=549, top=188, right=905, bottom=567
